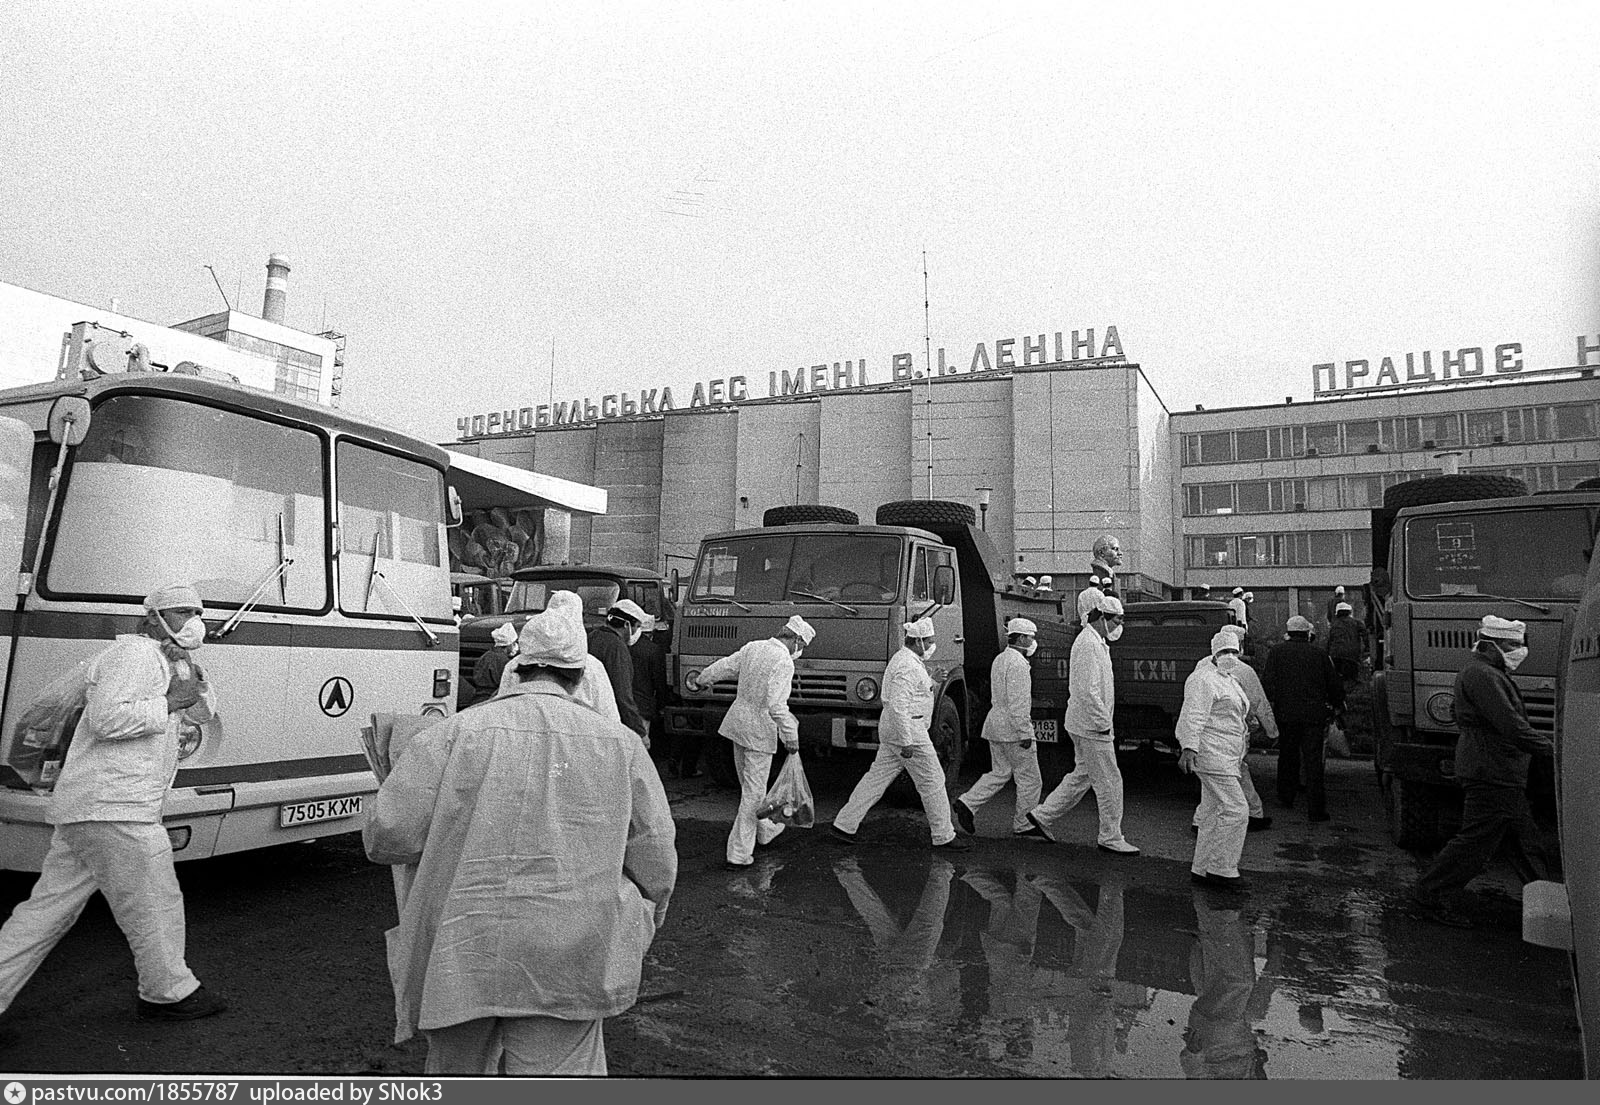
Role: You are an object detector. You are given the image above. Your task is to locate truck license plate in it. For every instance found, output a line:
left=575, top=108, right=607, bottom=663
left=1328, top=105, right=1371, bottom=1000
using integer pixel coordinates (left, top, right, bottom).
left=1032, top=720, right=1059, bottom=744
left=279, top=795, right=364, bottom=829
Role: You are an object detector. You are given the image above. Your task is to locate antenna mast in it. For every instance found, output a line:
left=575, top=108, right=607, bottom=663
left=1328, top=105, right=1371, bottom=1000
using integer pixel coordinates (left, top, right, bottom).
left=203, top=265, right=232, bottom=311
left=923, top=250, right=934, bottom=499
left=548, top=340, right=555, bottom=408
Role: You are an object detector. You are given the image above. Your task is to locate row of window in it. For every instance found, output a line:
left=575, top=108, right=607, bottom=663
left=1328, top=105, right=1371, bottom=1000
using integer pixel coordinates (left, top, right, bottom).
left=223, top=331, right=327, bottom=370
left=1181, top=401, right=1598, bottom=465
left=1182, top=463, right=1600, bottom=516
left=1186, top=530, right=1372, bottom=569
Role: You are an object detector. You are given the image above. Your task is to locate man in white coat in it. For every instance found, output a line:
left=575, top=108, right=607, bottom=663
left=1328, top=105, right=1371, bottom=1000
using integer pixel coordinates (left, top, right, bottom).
left=1190, top=624, right=1273, bottom=833
left=1026, top=595, right=1140, bottom=855
left=953, top=618, right=1045, bottom=839
left=688, top=614, right=814, bottom=869
left=1227, top=588, right=1248, bottom=629
left=1179, top=632, right=1255, bottom=892
left=0, top=584, right=224, bottom=1021
left=830, top=618, right=969, bottom=851
left=365, top=603, right=677, bottom=1076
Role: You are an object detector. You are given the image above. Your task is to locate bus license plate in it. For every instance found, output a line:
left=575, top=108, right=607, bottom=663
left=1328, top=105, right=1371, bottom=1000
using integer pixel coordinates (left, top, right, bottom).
left=1033, top=720, right=1059, bottom=744
left=279, top=795, right=364, bottom=829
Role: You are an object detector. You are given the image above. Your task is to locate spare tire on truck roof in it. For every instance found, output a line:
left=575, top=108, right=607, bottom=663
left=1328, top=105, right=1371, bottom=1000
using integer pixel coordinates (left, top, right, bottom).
left=1382, top=473, right=1527, bottom=510
left=875, top=499, right=978, bottom=529
left=1574, top=476, right=1600, bottom=491
left=762, top=504, right=860, bottom=526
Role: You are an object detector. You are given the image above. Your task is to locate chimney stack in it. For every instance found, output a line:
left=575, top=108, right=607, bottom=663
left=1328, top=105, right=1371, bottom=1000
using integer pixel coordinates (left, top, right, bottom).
left=263, top=253, right=290, bottom=323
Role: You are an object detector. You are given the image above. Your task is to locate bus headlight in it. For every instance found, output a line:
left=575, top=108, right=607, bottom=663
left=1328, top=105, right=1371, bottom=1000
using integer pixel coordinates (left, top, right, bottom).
left=176, top=720, right=204, bottom=760
left=1425, top=692, right=1456, bottom=726
left=855, top=678, right=879, bottom=702
left=421, top=703, right=447, bottom=718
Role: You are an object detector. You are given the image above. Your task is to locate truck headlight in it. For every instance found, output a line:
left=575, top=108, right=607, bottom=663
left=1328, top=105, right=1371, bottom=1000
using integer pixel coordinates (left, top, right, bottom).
left=856, top=678, right=879, bottom=702
left=684, top=669, right=703, bottom=692
left=1425, top=692, right=1456, bottom=726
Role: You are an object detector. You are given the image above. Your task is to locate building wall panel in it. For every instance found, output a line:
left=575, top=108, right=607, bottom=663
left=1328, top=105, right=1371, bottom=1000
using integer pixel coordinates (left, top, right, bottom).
left=660, top=410, right=738, bottom=568
left=734, top=400, right=822, bottom=529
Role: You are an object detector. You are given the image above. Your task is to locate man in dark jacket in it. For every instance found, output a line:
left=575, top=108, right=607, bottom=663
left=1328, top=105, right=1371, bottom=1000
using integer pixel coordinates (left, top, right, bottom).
left=1412, top=616, right=1554, bottom=928
left=629, top=616, right=673, bottom=769
left=1326, top=602, right=1367, bottom=683
left=1262, top=616, right=1344, bottom=822
left=587, top=599, right=649, bottom=741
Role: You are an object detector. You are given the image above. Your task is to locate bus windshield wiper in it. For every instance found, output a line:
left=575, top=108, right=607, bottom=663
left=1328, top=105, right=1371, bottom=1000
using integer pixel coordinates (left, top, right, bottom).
left=790, top=589, right=858, bottom=615
left=361, top=522, right=440, bottom=645
left=1416, top=591, right=1551, bottom=614
left=213, top=546, right=296, bottom=639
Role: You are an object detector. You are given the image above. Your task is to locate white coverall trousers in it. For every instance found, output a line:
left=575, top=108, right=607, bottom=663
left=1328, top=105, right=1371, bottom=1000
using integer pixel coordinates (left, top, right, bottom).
left=1032, top=732, right=1132, bottom=846
left=424, top=1015, right=605, bottom=1076
left=1192, top=759, right=1264, bottom=825
left=0, top=822, right=200, bottom=1011
left=1192, top=769, right=1250, bottom=879
left=727, top=745, right=785, bottom=864
left=958, top=742, right=1042, bottom=833
left=834, top=742, right=956, bottom=845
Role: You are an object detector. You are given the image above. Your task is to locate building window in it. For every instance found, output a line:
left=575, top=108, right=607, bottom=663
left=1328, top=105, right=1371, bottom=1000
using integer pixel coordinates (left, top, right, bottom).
left=1306, top=422, right=1340, bottom=456
left=1465, top=410, right=1506, bottom=446
left=1234, top=429, right=1268, bottom=461
left=1557, top=463, right=1600, bottom=488
left=1187, top=536, right=1236, bottom=567
left=1186, top=529, right=1372, bottom=569
left=1345, top=420, right=1381, bottom=453
left=1303, top=476, right=1341, bottom=511
left=1200, top=432, right=1233, bottom=464
left=1555, top=403, right=1597, bottom=441
left=1235, top=480, right=1271, bottom=513
left=1418, top=413, right=1462, bottom=448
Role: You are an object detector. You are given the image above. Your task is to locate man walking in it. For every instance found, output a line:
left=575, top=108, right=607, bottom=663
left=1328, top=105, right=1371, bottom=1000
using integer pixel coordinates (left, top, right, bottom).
left=1025, top=595, right=1140, bottom=855
left=0, top=584, right=225, bottom=1022
left=1179, top=632, right=1255, bottom=892
left=954, top=618, right=1045, bottom=839
left=586, top=598, right=650, bottom=741
left=1411, top=616, right=1553, bottom=927
left=687, top=614, right=814, bottom=868
left=830, top=618, right=969, bottom=851
left=1326, top=602, right=1366, bottom=684
left=1262, top=615, right=1343, bottom=821
left=1191, top=623, right=1273, bottom=834
left=365, top=604, right=677, bottom=1075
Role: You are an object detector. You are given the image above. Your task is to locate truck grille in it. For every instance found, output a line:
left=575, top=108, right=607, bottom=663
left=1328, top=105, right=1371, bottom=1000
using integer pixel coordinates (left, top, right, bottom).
left=1523, top=688, right=1556, bottom=737
left=703, top=673, right=851, bottom=703
left=1424, top=628, right=1477, bottom=650
left=686, top=623, right=739, bottom=641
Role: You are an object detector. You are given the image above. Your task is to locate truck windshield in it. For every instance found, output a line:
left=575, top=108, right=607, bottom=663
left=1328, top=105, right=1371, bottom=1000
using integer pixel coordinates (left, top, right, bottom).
left=1403, top=507, right=1595, bottom=601
left=691, top=534, right=904, bottom=604
left=47, top=394, right=328, bottom=610
left=508, top=578, right=621, bottom=617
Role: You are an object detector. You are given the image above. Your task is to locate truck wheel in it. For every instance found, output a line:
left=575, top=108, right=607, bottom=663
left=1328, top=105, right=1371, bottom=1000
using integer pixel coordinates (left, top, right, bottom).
left=1573, top=476, right=1600, bottom=491
left=885, top=697, right=966, bottom=805
left=1382, top=771, right=1442, bottom=850
left=1382, top=474, right=1527, bottom=510
left=762, top=504, right=859, bottom=526
left=1037, top=737, right=1076, bottom=792
left=874, top=499, right=978, bottom=529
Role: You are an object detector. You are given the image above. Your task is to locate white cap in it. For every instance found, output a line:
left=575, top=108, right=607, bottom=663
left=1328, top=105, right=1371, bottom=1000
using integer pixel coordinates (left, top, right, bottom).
left=1211, top=631, right=1241, bottom=656
left=1231, top=587, right=1245, bottom=597
left=1006, top=617, right=1038, bottom=636
left=511, top=607, right=588, bottom=668
left=144, top=584, right=203, bottom=614
left=1023, top=576, right=1037, bottom=587
left=1037, top=575, right=1053, bottom=589
left=1218, top=623, right=1246, bottom=641
left=1244, top=591, right=1254, bottom=601
left=607, top=598, right=647, bottom=625
left=1479, top=615, right=1526, bottom=642
left=1334, top=602, right=1352, bottom=614
left=903, top=617, right=936, bottom=639
left=784, top=614, right=816, bottom=644
left=491, top=622, right=519, bottom=647
left=1097, top=595, right=1124, bottom=616
left=1335, top=585, right=1346, bottom=594
left=1087, top=575, right=1102, bottom=587
left=1286, top=615, right=1314, bottom=633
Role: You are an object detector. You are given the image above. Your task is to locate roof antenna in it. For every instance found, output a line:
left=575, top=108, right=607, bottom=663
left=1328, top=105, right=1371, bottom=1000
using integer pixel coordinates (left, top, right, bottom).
left=203, top=265, right=231, bottom=311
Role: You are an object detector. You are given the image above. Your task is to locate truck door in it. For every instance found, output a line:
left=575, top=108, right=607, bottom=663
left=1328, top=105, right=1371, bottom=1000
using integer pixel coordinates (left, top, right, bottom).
left=910, top=544, right=962, bottom=669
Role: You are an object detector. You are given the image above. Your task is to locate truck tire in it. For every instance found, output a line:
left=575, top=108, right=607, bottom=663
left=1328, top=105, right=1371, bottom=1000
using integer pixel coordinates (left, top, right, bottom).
left=1381, top=771, right=1445, bottom=850
left=1382, top=474, right=1527, bottom=510
left=762, top=504, right=859, bottom=526
left=874, top=499, right=978, bottom=529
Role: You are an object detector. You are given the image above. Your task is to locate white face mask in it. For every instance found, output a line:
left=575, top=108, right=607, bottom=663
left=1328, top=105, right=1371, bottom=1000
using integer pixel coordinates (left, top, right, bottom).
left=163, top=614, right=206, bottom=651
left=1502, top=646, right=1528, bottom=671
left=627, top=625, right=643, bottom=647
left=919, top=642, right=937, bottom=660
left=1105, top=624, right=1124, bottom=643
left=1021, top=640, right=1038, bottom=657
left=1216, top=653, right=1240, bottom=673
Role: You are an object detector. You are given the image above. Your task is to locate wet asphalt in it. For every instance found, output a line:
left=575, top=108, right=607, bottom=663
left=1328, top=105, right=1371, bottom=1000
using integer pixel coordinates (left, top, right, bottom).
left=0, top=752, right=1582, bottom=1078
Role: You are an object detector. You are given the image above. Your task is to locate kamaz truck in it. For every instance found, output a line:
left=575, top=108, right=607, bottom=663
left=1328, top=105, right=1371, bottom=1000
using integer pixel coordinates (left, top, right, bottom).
left=664, top=501, right=1074, bottom=786
left=1368, top=472, right=1599, bottom=849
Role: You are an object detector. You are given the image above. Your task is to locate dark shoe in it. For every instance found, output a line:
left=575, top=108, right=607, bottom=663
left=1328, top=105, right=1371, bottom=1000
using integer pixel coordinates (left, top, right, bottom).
left=1248, top=816, right=1274, bottom=831
left=1098, top=840, right=1140, bottom=856
left=953, top=800, right=976, bottom=836
left=1191, top=872, right=1251, bottom=893
left=1024, top=810, right=1058, bottom=843
left=137, top=985, right=227, bottom=1021
left=932, top=836, right=972, bottom=852
left=1013, top=825, right=1050, bottom=841
left=1307, top=811, right=1331, bottom=823
left=1410, top=892, right=1473, bottom=928
left=828, top=824, right=858, bottom=845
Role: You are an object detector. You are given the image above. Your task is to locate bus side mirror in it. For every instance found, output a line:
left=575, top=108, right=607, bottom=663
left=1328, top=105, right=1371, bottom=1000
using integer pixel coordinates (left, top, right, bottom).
left=933, top=565, right=956, bottom=606
left=446, top=486, right=464, bottom=527
left=48, top=397, right=91, bottom=446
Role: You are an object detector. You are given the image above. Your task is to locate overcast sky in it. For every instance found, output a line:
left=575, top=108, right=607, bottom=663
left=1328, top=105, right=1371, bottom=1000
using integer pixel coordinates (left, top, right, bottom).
left=3, top=0, right=1596, bottom=442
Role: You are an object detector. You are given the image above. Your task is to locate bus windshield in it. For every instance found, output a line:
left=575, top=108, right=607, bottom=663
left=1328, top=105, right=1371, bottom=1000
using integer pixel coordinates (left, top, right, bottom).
left=337, top=440, right=451, bottom=621
left=508, top=578, right=621, bottom=617
left=691, top=534, right=904, bottom=604
left=47, top=394, right=328, bottom=609
left=1403, top=507, right=1595, bottom=601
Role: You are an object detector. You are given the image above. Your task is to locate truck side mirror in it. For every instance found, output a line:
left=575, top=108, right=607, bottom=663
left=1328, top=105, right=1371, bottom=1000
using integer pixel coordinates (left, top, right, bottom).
left=670, top=568, right=681, bottom=604
left=933, top=564, right=956, bottom=605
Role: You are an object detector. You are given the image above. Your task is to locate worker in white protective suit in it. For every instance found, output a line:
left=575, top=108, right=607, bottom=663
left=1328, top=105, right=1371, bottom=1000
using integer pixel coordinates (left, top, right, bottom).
left=829, top=618, right=969, bottom=851
left=1190, top=624, right=1273, bottom=834
left=0, top=584, right=225, bottom=1022
left=687, top=614, right=815, bottom=869
left=1026, top=595, right=1140, bottom=855
left=1227, top=588, right=1248, bottom=629
left=497, top=591, right=619, bottom=722
left=365, top=602, right=677, bottom=1076
left=1179, top=632, right=1255, bottom=892
left=953, top=618, right=1046, bottom=839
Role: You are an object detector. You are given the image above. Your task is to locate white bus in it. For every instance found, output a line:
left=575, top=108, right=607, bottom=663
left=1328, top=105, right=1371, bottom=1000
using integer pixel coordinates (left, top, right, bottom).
left=0, top=372, right=459, bottom=871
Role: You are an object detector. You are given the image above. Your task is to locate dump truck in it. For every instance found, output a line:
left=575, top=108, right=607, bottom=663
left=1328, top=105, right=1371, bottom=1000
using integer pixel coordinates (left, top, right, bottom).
left=1367, top=472, right=1600, bottom=849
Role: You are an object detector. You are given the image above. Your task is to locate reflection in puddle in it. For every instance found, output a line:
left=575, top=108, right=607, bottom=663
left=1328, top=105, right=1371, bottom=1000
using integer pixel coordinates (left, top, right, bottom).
left=697, top=849, right=1580, bottom=1078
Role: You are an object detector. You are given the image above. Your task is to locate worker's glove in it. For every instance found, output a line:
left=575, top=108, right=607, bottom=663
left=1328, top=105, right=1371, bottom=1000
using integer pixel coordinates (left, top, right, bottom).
left=1020, top=740, right=1034, bottom=751
left=165, top=672, right=203, bottom=714
left=1177, top=748, right=1197, bottom=776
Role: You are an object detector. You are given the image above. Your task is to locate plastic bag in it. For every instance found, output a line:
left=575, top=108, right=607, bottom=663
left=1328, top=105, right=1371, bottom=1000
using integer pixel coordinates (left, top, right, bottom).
left=4, top=660, right=92, bottom=790
left=1324, top=721, right=1350, bottom=759
left=756, top=752, right=815, bottom=828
